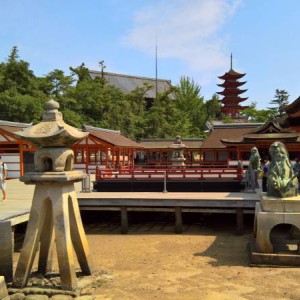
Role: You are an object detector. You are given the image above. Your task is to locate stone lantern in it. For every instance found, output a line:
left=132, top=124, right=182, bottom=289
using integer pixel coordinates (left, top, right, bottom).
left=12, top=100, right=92, bottom=290
left=169, top=136, right=186, bottom=167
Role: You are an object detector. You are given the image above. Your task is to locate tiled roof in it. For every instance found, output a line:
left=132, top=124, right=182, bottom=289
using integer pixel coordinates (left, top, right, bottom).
left=0, top=120, right=32, bottom=133
left=285, top=96, right=300, bottom=114
left=83, top=125, right=140, bottom=148
left=89, top=71, right=175, bottom=99
left=243, top=133, right=298, bottom=140
left=138, top=138, right=203, bottom=149
left=200, top=127, right=256, bottom=149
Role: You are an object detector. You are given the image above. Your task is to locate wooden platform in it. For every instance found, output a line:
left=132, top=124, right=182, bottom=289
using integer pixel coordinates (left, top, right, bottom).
left=78, top=190, right=260, bottom=234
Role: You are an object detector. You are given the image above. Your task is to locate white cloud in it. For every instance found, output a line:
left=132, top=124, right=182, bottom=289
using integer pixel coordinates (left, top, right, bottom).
left=123, top=0, right=241, bottom=81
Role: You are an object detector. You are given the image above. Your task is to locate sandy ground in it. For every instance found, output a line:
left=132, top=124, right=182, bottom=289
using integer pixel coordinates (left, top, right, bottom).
left=13, top=212, right=300, bottom=300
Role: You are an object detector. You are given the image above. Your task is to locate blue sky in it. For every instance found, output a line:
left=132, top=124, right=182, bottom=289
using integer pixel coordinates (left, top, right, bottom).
left=0, top=0, right=299, bottom=109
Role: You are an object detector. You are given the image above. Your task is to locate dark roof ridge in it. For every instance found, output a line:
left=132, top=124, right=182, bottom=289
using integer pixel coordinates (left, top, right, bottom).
left=89, top=70, right=172, bottom=83
left=0, top=120, right=32, bottom=128
left=83, top=124, right=120, bottom=134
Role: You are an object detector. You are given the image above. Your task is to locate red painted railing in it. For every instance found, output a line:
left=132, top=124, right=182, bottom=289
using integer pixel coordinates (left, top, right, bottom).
left=96, top=167, right=244, bottom=181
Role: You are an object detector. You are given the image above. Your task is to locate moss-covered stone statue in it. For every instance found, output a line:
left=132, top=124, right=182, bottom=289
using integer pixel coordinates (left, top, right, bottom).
left=247, top=146, right=261, bottom=189
left=249, top=146, right=261, bottom=171
left=267, top=141, right=298, bottom=198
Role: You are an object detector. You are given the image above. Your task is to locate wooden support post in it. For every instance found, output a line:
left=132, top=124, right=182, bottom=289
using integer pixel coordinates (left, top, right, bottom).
left=175, top=207, right=183, bottom=234
left=236, top=208, right=244, bottom=235
left=120, top=206, right=128, bottom=234
left=0, top=221, right=13, bottom=282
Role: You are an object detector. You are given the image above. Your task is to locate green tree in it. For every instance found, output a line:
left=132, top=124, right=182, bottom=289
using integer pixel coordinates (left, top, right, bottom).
left=241, top=102, right=276, bottom=122
left=45, top=69, right=74, bottom=99
left=0, top=46, right=40, bottom=96
left=203, top=94, right=222, bottom=123
left=143, top=90, right=192, bottom=138
left=70, top=63, right=92, bottom=83
left=174, top=76, right=209, bottom=136
left=0, top=47, right=48, bottom=123
left=268, top=89, right=289, bottom=116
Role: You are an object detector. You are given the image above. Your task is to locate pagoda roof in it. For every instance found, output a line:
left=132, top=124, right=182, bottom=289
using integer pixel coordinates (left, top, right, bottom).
left=220, top=96, right=248, bottom=103
left=221, top=106, right=249, bottom=112
left=218, top=69, right=246, bottom=80
left=217, top=81, right=246, bottom=88
left=217, top=89, right=247, bottom=96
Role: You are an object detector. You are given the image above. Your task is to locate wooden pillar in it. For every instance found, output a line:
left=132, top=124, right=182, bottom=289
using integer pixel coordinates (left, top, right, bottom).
left=236, top=208, right=244, bottom=235
left=120, top=206, right=128, bottom=234
left=85, top=139, right=89, bottom=174
left=104, top=147, right=107, bottom=167
left=174, top=207, right=183, bottom=234
left=19, top=145, right=24, bottom=176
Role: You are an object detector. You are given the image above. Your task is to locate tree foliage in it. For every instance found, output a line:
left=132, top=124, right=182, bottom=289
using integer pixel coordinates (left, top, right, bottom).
left=0, top=47, right=278, bottom=139
left=268, top=89, right=289, bottom=116
left=241, top=102, right=276, bottom=122
left=0, top=47, right=47, bottom=123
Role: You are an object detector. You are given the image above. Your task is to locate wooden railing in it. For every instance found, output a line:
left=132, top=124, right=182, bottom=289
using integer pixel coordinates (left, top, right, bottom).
left=95, top=167, right=244, bottom=181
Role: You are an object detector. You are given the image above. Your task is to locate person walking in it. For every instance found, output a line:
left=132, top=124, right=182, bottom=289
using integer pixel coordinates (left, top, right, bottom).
left=0, top=156, right=8, bottom=201
left=261, top=159, right=269, bottom=192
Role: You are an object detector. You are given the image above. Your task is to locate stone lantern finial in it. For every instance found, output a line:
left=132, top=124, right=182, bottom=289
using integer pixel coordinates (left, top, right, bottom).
left=42, top=99, right=63, bottom=121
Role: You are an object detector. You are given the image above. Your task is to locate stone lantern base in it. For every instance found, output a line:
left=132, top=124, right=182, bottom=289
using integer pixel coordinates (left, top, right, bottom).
left=13, top=171, right=92, bottom=291
left=249, top=193, right=300, bottom=266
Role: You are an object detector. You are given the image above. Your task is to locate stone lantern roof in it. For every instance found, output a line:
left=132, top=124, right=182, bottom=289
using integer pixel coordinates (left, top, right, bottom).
left=14, top=99, right=88, bottom=147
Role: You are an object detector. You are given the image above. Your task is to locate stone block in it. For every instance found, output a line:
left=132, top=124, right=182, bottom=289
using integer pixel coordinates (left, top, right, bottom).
left=261, top=195, right=300, bottom=212
left=0, top=276, right=9, bottom=300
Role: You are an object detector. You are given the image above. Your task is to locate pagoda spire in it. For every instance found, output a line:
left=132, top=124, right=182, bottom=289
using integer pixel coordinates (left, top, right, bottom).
left=230, top=53, right=233, bottom=69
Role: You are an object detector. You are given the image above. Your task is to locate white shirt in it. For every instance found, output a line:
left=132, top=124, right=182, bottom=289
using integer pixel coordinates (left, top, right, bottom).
left=0, top=162, right=7, bottom=181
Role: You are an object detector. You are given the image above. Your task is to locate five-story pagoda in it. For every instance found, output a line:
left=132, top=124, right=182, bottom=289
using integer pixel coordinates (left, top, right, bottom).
left=217, top=54, right=248, bottom=118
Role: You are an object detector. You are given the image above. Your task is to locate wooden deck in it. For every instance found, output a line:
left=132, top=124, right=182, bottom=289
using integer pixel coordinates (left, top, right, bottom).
left=77, top=190, right=260, bottom=234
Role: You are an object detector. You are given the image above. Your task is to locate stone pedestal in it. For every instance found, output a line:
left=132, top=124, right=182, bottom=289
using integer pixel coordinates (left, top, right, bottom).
left=249, top=193, right=300, bottom=266
left=13, top=172, right=92, bottom=291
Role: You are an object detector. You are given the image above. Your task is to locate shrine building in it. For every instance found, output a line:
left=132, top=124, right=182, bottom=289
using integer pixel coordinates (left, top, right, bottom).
left=201, top=96, right=300, bottom=166
left=0, top=122, right=141, bottom=178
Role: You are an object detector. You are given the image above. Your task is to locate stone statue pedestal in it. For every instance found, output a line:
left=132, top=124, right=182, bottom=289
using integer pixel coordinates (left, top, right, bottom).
left=13, top=172, right=92, bottom=290
left=249, top=193, right=300, bottom=266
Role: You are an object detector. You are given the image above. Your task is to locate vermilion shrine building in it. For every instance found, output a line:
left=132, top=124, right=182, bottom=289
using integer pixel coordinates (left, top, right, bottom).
left=0, top=123, right=140, bottom=178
